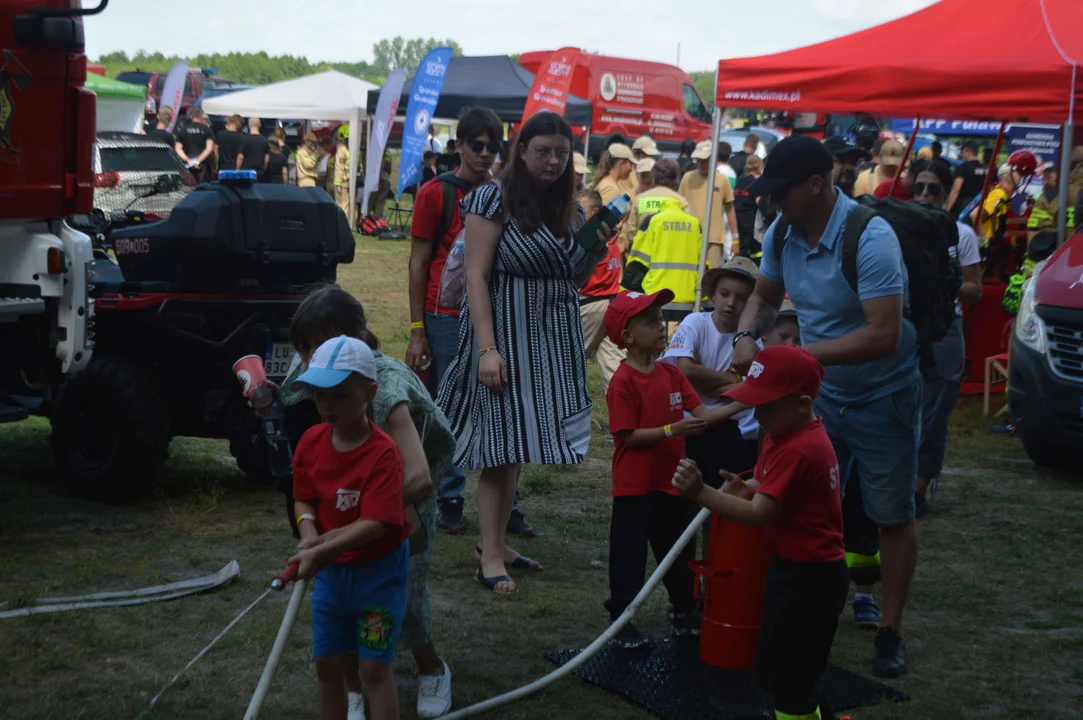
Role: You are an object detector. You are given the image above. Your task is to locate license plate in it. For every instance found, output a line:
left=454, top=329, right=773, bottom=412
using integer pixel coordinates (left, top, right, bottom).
left=265, top=343, right=295, bottom=379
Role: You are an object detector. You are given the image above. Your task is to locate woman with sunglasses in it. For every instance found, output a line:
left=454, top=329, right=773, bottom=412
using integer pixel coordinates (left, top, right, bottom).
left=437, top=112, right=612, bottom=594
left=909, top=158, right=983, bottom=517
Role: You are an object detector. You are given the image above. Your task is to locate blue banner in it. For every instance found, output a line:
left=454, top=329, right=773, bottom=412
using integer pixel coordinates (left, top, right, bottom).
left=890, top=118, right=1003, bottom=137
left=1008, top=124, right=1062, bottom=173
left=397, top=47, right=453, bottom=200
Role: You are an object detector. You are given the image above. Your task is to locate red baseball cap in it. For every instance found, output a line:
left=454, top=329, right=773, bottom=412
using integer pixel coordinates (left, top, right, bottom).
left=722, top=345, right=825, bottom=405
left=603, top=289, right=674, bottom=348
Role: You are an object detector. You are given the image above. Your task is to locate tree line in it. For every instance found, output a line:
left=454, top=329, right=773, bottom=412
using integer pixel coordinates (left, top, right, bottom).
left=95, top=41, right=718, bottom=105
left=95, top=37, right=464, bottom=87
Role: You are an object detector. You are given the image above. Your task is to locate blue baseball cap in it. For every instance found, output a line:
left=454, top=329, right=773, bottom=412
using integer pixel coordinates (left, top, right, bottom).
left=291, top=336, right=377, bottom=390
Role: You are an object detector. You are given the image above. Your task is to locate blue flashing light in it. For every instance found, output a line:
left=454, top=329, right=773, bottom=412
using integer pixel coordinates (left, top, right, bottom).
left=218, top=169, right=257, bottom=184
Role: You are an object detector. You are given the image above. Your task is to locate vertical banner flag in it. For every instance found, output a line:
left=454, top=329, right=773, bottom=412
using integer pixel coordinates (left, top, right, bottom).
left=362, top=69, right=407, bottom=214
left=158, top=61, right=188, bottom=132
left=521, top=47, right=580, bottom=122
left=398, top=47, right=453, bottom=200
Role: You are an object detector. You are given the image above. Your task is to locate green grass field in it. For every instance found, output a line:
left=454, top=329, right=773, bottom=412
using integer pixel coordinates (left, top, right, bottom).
left=1, top=236, right=1082, bottom=719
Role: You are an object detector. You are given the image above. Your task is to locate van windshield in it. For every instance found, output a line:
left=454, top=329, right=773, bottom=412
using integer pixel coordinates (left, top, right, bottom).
left=683, top=84, right=710, bottom=122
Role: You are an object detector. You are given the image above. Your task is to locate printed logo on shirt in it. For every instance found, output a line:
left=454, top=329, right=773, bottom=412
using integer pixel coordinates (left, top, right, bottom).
left=335, top=489, right=361, bottom=512
left=829, top=465, right=840, bottom=491
left=669, top=392, right=683, bottom=412
left=669, top=330, right=687, bottom=350
left=748, top=361, right=765, bottom=378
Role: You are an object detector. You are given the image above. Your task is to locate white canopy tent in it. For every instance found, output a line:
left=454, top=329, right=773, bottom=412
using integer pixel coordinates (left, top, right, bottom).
left=202, top=70, right=378, bottom=225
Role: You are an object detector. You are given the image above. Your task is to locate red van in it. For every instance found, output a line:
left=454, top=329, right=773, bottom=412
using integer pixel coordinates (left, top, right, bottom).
left=518, top=52, right=713, bottom=160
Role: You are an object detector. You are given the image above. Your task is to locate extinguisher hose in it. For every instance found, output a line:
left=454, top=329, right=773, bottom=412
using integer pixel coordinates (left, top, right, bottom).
left=243, top=578, right=308, bottom=720
left=439, top=507, right=712, bottom=720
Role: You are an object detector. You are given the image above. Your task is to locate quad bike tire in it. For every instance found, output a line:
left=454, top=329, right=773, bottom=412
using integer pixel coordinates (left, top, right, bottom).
left=51, top=356, right=171, bottom=502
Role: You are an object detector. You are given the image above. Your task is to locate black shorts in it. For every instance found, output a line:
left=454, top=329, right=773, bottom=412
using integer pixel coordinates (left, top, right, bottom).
left=757, top=557, right=849, bottom=716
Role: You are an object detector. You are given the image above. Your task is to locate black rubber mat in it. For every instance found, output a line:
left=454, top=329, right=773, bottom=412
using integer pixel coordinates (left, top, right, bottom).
left=546, top=638, right=908, bottom=720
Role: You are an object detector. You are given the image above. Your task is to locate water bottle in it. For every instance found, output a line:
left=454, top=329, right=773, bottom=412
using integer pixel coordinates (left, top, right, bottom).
left=251, top=384, right=294, bottom=478
left=606, top=194, right=631, bottom=217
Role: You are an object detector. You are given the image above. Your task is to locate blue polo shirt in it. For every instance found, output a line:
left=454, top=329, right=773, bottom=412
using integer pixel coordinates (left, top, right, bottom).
left=760, top=191, right=919, bottom=405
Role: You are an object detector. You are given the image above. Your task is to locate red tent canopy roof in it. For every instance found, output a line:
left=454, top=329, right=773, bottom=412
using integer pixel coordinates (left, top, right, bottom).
left=716, top=0, right=1082, bottom=123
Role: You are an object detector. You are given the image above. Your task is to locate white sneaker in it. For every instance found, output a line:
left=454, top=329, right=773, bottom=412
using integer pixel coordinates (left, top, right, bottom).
left=416, top=660, right=452, bottom=718
left=347, top=691, right=366, bottom=720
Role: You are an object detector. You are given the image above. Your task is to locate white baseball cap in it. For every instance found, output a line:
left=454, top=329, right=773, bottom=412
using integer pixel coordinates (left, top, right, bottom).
left=291, top=336, right=377, bottom=389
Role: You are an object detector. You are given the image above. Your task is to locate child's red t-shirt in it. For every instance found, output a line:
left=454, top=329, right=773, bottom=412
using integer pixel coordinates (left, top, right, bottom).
left=607, top=361, right=702, bottom=497
left=754, top=419, right=845, bottom=563
left=292, top=424, right=410, bottom=564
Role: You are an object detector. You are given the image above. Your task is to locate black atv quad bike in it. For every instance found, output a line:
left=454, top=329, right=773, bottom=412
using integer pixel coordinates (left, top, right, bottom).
left=54, top=173, right=354, bottom=501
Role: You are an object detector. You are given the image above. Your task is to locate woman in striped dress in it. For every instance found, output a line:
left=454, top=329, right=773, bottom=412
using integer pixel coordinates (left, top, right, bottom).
left=438, top=112, right=612, bottom=594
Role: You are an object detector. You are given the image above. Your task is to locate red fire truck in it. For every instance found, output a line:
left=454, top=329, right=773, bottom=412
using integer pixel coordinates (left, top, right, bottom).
left=0, top=0, right=101, bottom=422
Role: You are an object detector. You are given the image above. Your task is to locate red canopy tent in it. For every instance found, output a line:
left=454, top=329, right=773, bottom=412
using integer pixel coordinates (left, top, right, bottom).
left=715, top=0, right=1081, bottom=124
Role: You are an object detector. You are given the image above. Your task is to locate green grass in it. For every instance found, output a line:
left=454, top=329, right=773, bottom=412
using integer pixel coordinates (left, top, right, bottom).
left=1, top=237, right=1083, bottom=719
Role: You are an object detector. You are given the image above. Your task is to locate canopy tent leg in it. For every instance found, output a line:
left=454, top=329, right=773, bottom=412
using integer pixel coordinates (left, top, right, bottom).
left=889, top=116, right=921, bottom=196
left=347, top=108, right=361, bottom=229
left=694, top=91, right=723, bottom=314
left=972, top=122, right=1008, bottom=237
left=1058, top=119, right=1074, bottom=245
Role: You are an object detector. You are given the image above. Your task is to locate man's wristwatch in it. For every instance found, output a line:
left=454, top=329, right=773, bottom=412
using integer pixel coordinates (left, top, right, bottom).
left=732, top=331, right=757, bottom=348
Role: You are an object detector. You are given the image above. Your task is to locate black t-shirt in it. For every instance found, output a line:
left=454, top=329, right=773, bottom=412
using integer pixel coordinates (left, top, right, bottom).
left=216, top=129, right=245, bottom=172
left=951, top=160, right=988, bottom=216
left=177, top=122, right=215, bottom=162
left=434, top=152, right=459, bottom=175
left=421, top=166, right=437, bottom=186
left=263, top=153, right=288, bottom=183
left=147, top=128, right=175, bottom=147
left=729, top=151, right=749, bottom=177
left=239, top=133, right=270, bottom=172
left=678, top=156, right=697, bottom=176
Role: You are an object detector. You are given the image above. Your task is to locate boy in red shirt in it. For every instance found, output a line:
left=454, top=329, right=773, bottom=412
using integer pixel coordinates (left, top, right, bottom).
left=288, top=336, right=411, bottom=720
left=602, top=289, right=748, bottom=649
left=672, top=345, right=847, bottom=720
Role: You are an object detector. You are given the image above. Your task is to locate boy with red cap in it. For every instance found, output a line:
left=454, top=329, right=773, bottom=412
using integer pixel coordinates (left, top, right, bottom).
left=672, top=345, right=846, bottom=720
left=602, top=289, right=748, bottom=649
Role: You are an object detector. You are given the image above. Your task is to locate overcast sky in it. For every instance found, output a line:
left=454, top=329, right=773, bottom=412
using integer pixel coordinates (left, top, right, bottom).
left=85, top=0, right=937, bottom=73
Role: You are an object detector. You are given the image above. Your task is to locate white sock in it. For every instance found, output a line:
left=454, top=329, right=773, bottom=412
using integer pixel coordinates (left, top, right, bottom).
left=855, top=592, right=874, bottom=603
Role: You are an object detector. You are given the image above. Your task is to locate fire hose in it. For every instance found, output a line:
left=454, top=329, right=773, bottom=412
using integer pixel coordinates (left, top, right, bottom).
left=241, top=507, right=712, bottom=720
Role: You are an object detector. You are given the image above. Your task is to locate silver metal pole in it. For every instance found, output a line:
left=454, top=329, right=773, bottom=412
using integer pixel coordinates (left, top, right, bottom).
left=1058, top=120, right=1074, bottom=244
left=694, top=81, right=723, bottom=313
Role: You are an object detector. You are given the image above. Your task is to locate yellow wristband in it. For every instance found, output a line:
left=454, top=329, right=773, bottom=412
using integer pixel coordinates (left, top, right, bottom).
left=664, top=424, right=674, bottom=438
left=296, top=513, right=316, bottom=526
left=729, top=366, right=743, bottom=381
left=411, top=321, right=425, bottom=330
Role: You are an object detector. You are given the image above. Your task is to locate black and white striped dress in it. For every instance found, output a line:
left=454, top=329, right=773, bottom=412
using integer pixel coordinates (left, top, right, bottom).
left=437, top=181, right=592, bottom=469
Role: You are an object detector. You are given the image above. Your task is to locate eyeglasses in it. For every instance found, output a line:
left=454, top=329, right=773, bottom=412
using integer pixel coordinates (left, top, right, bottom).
left=527, top=146, right=571, bottom=163
left=469, top=140, right=502, bottom=155
left=913, top=182, right=943, bottom=198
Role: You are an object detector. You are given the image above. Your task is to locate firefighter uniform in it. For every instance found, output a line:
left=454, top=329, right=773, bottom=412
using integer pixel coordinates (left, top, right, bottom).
left=296, top=145, right=321, bottom=187
left=622, top=198, right=702, bottom=320
left=1028, top=191, right=1075, bottom=238
left=621, top=187, right=689, bottom=256
left=371, top=150, right=393, bottom=217
left=333, top=142, right=350, bottom=217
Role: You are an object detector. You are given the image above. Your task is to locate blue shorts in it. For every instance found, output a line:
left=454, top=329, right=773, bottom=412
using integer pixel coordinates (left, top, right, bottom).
left=311, top=541, right=409, bottom=662
left=816, top=379, right=922, bottom=527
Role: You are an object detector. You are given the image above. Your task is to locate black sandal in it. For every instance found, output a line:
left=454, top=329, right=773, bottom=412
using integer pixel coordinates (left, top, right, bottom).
left=475, top=568, right=516, bottom=594
left=475, top=545, right=543, bottom=571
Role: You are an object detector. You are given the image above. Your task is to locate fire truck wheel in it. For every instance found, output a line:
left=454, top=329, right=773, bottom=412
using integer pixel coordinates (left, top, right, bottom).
left=51, top=356, right=171, bottom=502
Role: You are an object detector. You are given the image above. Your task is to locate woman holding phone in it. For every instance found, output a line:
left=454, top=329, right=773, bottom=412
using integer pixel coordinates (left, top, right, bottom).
left=438, top=112, right=611, bottom=594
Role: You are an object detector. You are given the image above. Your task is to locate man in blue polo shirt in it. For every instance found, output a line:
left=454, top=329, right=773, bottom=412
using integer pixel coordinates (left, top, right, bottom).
left=731, top=135, right=920, bottom=679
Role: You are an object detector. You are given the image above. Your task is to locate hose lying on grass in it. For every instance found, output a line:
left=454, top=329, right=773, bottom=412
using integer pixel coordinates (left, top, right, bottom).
left=439, top=507, right=712, bottom=719
left=0, top=560, right=240, bottom=620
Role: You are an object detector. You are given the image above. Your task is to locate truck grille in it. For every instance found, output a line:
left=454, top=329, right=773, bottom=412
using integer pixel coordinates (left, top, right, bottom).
left=1047, top=323, right=1083, bottom=381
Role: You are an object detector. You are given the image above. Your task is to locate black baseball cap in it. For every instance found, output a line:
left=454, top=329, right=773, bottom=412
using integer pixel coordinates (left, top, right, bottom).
left=748, top=135, right=835, bottom=198
left=823, top=135, right=863, bottom=157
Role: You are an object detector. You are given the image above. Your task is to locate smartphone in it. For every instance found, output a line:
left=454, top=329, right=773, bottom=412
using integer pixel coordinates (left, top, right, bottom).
left=574, top=194, right=630, bottom=252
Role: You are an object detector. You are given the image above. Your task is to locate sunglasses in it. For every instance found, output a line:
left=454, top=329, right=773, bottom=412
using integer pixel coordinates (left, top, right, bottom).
left=913, top=182, right=943, bottom=198
left=468, top=140, right=502, bottom=155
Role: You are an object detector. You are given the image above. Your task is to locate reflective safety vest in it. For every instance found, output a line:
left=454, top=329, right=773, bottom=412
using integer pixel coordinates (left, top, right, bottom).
left=1027, top=196, right=1076, bottom=231
left=623, top=198, right=703, bottom=309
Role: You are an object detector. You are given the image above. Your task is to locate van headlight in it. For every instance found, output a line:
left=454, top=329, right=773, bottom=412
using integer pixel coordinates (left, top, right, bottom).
left=1014, top=260, right=1047, bottom=353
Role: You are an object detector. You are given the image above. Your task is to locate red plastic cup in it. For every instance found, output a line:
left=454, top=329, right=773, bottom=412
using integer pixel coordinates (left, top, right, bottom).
left=233, top=355, right=271, bottom=408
